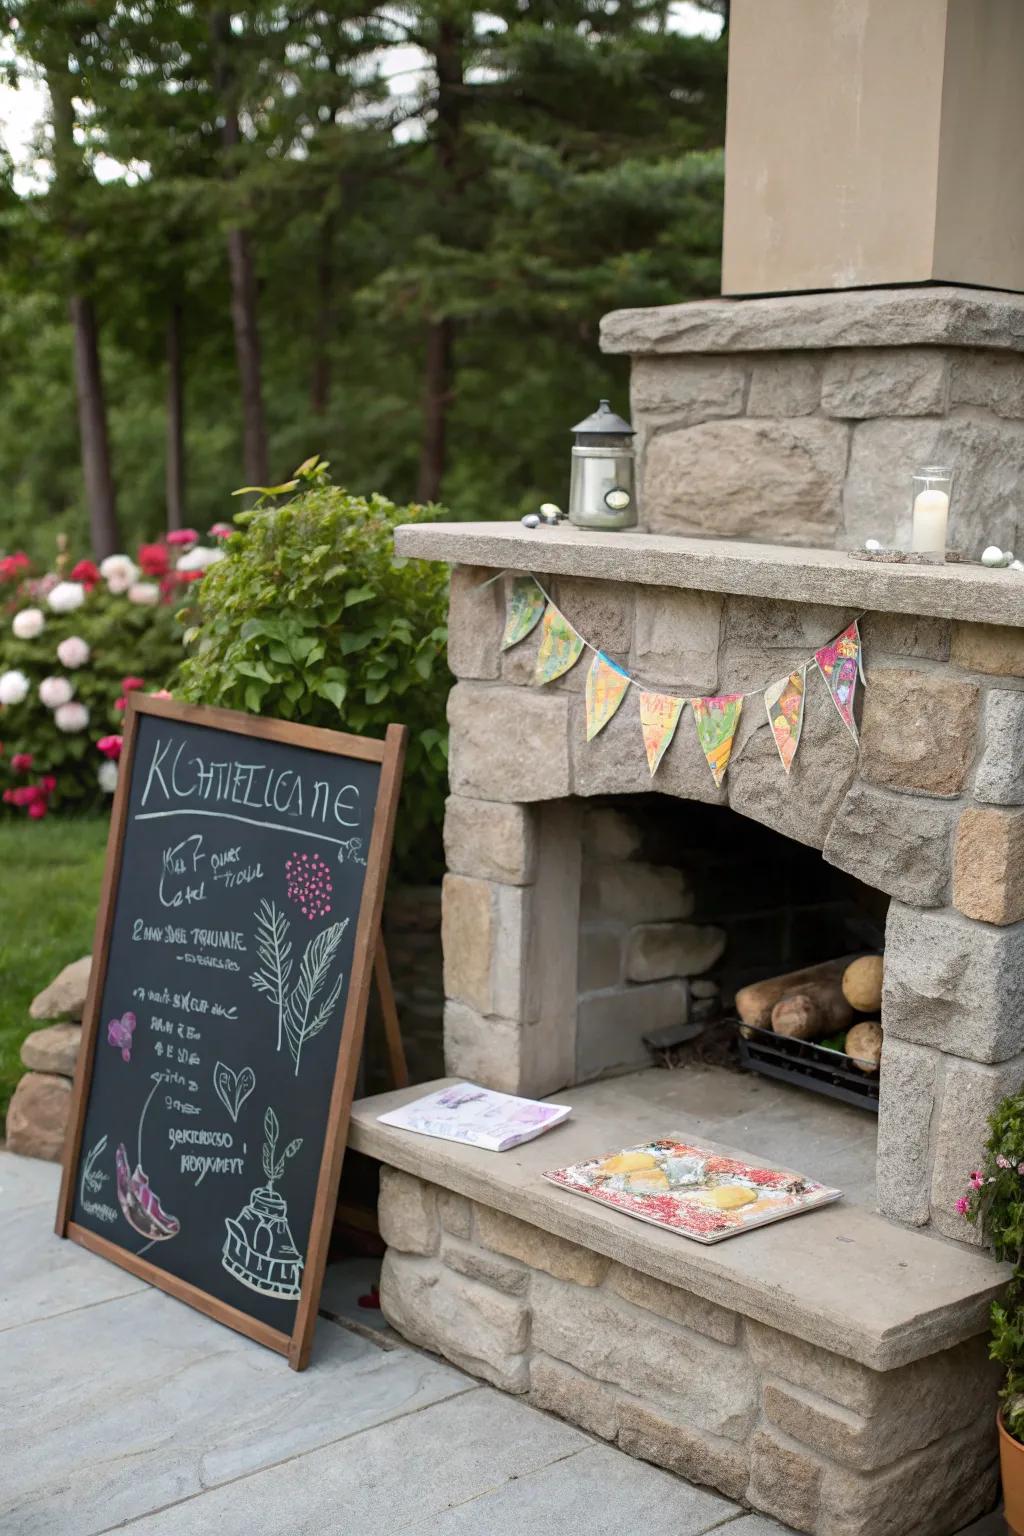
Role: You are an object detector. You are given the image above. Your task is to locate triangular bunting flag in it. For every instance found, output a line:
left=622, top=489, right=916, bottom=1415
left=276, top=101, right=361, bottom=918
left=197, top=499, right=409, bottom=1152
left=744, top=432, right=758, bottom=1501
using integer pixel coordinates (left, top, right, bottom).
left=764, top=668, right=807, bottom=775
left=639, top=690, right=685, bottom=776
left=585, top=652, right=632, bottom=740
left=691, top=694, right=743, bottom=787
left=814, top=621, right=862, bottom=742
left=501, top=576, right=545, bottom=650
left=534, top=603, right=584, bottom=684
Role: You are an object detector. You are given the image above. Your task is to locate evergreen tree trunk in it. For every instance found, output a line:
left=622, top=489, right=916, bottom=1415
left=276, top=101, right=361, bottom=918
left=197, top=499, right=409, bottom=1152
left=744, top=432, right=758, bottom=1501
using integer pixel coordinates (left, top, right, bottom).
left=416, top=16, right=464, bottom=504
left=165, top=301, right=185, bottom=530
left=48, top=65, right=120, bottom=558
left=416, top=317, right=453, bottom=503
left=310, top=213, right=333, bottom=417
left=69, top=293, right=119, bottom=559
left=211, top=8, right=269, bottom=486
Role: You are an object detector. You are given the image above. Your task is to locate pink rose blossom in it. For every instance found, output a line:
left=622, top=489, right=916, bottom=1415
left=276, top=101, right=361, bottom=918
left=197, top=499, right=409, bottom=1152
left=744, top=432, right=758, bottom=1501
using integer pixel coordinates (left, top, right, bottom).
left=955, top=1196, right=970, bottom=1216
left=97, top=735, right=123, bottom=761
left=166, top=528, right=198, bottom=546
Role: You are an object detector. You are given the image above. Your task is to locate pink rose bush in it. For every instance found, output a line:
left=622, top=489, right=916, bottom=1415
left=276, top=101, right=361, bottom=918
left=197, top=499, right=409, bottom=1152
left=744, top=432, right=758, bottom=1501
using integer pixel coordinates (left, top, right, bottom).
left=0, top=525, right=232, bottom=817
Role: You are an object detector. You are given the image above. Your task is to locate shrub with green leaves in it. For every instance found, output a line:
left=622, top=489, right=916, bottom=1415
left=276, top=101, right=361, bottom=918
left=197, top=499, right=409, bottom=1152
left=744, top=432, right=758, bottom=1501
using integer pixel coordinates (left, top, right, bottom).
left=177, top=465, right=451, bottom=879
left=961, top=1088, right=1024, bottom=1441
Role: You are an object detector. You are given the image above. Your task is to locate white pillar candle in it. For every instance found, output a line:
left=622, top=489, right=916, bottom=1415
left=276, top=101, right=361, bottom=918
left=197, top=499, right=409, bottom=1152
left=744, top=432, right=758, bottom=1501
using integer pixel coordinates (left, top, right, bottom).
left=911, top=488, right=949, bottom=557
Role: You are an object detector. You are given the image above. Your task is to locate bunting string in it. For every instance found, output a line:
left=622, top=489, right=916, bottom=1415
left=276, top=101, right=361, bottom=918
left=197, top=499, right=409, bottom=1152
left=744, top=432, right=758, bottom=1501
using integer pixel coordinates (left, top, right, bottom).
left=493, top=572, right=866, bottom=786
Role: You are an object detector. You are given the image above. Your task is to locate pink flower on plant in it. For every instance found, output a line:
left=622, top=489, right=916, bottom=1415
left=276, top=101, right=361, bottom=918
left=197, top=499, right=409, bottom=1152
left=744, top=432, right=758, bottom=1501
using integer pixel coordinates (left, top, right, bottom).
left=114, top=696, right=127, bottom=711
left=27, top=799, right=47, bottom=819
left=40, top=775, right=56, bottom=793
left=97, top=735, right=123, bottom=761
left=149, top=689, right=172, bottom=699
left=70, top=559, right=100, bottom=588
left=956, top=1196, right=970, bottom=1216
left=137, top=543, right=170, bottom=577
left=166, top=528, right=198, bottom=547
left=997, top=1155, right=1011, bottom=1169
left=121, top=676, right=145, bottom=693
left=209, top=522, right=233, bottom=539
left=970, top=1171, right=984, bottom=1189
left=0, top=551, right=29, bottom=582
left=10, top=752, right=32, bottom=772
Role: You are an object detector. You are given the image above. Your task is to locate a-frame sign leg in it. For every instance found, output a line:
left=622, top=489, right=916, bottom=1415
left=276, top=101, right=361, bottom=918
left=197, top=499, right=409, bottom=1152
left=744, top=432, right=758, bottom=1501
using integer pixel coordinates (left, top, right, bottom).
left=374, top=932, right=408, bottom=1090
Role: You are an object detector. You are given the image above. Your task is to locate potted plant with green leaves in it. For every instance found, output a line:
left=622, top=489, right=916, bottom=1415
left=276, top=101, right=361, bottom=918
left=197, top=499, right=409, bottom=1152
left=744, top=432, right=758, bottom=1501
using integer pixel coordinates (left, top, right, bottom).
left=961, top=1088, right=1024, bottom=1533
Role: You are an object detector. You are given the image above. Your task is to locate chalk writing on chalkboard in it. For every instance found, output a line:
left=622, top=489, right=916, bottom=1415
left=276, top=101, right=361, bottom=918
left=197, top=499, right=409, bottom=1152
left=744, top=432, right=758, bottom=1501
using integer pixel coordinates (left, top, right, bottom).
left=57, top=696, right=406, bottom=1370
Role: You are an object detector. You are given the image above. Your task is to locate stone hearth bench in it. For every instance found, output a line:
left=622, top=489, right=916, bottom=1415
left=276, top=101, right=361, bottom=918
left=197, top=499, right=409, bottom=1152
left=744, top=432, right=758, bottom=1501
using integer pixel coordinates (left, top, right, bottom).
left=350, top=1074, right=1009, bottom=1536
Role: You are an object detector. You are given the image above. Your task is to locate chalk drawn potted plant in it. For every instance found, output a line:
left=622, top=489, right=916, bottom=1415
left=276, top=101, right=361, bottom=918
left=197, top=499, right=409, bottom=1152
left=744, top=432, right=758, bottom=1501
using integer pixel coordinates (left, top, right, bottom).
left=222, top=1107, right=304, bottom=1300
left=960, top=1087, right=1024, bottom=1531
left=250, top=897, right=348, bottom=1075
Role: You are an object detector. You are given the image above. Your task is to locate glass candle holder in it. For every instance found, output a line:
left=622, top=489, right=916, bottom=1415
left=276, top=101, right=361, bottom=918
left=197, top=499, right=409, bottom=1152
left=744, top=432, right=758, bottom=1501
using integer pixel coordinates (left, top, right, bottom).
left=909, top=466, right=953, bottom=562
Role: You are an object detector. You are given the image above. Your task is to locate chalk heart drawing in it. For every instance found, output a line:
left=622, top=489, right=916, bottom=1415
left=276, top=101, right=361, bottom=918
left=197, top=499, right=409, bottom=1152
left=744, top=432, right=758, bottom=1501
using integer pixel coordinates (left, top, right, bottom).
left=223, top=1107, right=304, bottom=1300
left=213, top=1061, right=256, bottom=1124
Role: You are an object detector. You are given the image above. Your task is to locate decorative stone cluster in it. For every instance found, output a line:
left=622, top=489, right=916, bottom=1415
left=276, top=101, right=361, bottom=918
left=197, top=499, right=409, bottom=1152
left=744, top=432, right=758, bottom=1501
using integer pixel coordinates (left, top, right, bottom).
left=444, top=564, right=1024, bottom=1240
left=379, top=1167, right=997, bottom=1536
left=600, top=286, right=1024, bottom=556
left=7, top=956, right=90, bottom=1160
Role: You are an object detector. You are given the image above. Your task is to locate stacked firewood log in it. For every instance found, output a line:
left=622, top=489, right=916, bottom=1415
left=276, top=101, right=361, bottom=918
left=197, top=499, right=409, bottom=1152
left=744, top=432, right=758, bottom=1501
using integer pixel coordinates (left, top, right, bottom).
left=735, top=954, right=883, bottom=1072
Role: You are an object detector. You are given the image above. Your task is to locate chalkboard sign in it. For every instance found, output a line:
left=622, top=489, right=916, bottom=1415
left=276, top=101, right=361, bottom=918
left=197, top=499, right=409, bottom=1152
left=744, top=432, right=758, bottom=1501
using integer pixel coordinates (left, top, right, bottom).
left=56, top=695, right=405, bottom=1370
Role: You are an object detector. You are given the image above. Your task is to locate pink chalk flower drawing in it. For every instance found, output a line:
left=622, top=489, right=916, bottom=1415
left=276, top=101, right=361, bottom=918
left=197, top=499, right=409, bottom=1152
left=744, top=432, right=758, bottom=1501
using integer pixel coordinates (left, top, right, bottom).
left=285, top=850, right=333, bottom=920
left=107, top=1011, right=136, bottom=1062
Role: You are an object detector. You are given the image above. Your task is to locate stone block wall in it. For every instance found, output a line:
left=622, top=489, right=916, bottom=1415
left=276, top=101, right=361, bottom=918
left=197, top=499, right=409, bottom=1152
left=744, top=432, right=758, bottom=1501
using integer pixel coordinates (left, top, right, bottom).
left=599, top=287, right=1024, bottom=555
left=378, top=1167, right=998, bottom=1536
left=444, top=564, right=1024, bottom=1240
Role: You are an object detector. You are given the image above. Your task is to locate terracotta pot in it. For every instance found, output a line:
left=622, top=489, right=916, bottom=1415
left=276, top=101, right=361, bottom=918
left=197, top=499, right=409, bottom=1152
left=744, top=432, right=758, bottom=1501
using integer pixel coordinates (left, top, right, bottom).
left=1000, top=1411, right=1024, bottom=1535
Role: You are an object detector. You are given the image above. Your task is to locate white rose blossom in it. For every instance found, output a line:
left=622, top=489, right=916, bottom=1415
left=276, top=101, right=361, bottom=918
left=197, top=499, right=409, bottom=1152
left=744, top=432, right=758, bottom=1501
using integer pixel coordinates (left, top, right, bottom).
left=12, top=607, right=45, bottom=639
left=47, top=581, right=86, bottom=614
left=127, top=581, right=160, bottom=606
left=98, top=760, right=119, bottom=794
left=54, top=700, right=89, bottom=733
left=56, top=636, right=91, bottom=669
left=39, top=675, right=75, bottom=709
left=0, top=669, right=30, bottom=705
left=176, top=545, right=225, bottom=572
left=99, top=554, right=140, bottom=594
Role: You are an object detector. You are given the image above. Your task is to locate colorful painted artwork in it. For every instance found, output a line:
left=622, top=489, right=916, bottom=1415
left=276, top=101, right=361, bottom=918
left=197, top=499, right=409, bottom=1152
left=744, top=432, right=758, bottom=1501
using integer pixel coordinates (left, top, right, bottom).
left=543, top=1140, right=841, bottom=1244
left=691, top=694, right=743, bottom=787
left=585, top=652, right=632, bottom=740
left=285, top=851, right=333, bottom=919
left=501, top=577, right=546, bottom=650
left=534, top=604, right=585, bottom=684
left=815, top=621, right=863, bottom=742
left=638, top=691, right=685, bottom=776
left=107, top=1011, right=136, bottom=1063
left=764, top=669, right=806, bottom=775
left=378, top=1083, right=571, bottom=1151
left=115, top=1144, right=181, bottom=1242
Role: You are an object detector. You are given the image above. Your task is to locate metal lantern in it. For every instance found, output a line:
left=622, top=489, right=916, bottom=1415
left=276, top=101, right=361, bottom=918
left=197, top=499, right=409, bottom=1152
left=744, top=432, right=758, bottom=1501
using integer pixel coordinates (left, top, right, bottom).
left=568, top=399, right=637, bottom=531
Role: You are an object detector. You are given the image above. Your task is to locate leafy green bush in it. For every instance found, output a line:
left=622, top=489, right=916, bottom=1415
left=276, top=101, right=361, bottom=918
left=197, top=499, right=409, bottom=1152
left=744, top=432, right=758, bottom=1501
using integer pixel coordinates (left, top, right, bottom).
left=0, top=540, right=196, bottom=815
left=961, top=1089, right=1024, bottom=1440
left=177, top=464, right=451, bottom=879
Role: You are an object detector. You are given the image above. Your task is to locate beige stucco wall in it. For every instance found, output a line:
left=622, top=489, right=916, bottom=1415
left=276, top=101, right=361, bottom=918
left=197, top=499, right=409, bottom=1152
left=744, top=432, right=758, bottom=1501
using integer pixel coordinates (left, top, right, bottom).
left=722, top=0, right=1024, bottom=296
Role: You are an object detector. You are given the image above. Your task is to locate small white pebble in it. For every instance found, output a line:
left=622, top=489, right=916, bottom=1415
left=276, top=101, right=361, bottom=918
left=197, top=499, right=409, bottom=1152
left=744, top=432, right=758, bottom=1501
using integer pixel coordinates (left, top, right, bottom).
left=864, top=538, right=882, bottom=552
left=521, top=514, right=540, bottom=529
left=539, top=502, right=562, bottom=519
left=982, top=546, right=1006, bottom=567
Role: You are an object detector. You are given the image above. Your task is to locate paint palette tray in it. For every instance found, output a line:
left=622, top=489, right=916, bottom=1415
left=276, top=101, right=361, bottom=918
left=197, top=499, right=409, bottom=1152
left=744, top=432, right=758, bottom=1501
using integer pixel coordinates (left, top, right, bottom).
left=734, top=1021, right=880, bottom=1113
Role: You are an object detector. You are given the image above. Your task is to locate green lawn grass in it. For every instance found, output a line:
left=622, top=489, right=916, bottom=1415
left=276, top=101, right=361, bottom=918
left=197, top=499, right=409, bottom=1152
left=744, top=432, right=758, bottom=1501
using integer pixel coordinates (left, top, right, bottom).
left=0, top=817, right=109, bottom=1132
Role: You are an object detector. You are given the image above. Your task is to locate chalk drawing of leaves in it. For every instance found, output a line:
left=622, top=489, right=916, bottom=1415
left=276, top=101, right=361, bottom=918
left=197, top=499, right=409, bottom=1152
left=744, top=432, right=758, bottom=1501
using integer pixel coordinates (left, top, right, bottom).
left=283, top=918, right=349, bottom=1077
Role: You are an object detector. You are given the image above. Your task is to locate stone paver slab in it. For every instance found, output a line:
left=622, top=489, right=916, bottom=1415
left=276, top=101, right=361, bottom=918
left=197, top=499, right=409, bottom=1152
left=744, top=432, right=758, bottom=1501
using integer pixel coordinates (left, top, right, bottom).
left=397, top=1441, right=739, bottom=1536
left=0, top=1151, right=61, bottom=1214
left=0, top=1204, right=146, bottom=1332
left=102, top=1389, right=592, bottom=1536
left=2, top=1287, right=470, bottom=1536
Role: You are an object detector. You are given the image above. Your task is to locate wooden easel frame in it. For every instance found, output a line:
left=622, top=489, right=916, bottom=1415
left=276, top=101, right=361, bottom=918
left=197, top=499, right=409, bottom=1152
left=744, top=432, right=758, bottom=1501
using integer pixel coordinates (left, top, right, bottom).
left=56, top=693, right=406, bottom=1371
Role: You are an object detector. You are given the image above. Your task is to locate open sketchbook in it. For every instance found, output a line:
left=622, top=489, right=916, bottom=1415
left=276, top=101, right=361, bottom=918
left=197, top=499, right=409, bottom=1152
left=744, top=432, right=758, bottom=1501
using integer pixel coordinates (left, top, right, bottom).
left=378, top=1083, right=571, bottom=1152
left=543, top=1139, right=840, bottom=1244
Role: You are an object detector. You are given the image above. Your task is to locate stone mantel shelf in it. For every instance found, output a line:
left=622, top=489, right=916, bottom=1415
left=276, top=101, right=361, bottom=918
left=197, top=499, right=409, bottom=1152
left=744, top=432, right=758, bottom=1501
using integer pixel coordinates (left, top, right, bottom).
left=395, top=521, right=1024, bottom=628
left=351, top=1075, right=1010, bottom=1374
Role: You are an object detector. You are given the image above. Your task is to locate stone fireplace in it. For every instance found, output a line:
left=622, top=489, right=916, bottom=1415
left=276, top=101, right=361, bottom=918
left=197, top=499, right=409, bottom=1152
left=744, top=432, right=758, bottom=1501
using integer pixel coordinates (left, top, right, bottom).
left=351, top=524, right=1024, bottom=1534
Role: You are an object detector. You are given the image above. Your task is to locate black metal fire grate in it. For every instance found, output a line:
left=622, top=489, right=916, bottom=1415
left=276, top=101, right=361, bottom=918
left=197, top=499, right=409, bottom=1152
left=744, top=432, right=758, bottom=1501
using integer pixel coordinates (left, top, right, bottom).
left=734, top=1021, right=880, bottom=1113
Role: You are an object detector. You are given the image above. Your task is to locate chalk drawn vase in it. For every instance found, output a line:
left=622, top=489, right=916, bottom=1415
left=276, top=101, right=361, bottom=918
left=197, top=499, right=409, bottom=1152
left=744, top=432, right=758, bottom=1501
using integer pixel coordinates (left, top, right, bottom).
left=223, top=1185, right=304, bottom=1300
